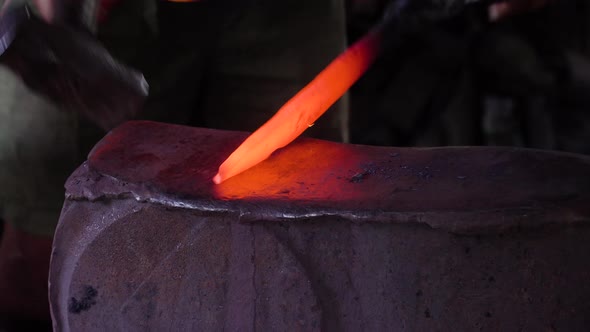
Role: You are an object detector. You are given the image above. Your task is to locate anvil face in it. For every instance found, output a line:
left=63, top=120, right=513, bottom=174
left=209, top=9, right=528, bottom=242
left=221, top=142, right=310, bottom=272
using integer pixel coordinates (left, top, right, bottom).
left=85, top=121, right=588, bottom=230
left=50, top=121, right=590, bottom=331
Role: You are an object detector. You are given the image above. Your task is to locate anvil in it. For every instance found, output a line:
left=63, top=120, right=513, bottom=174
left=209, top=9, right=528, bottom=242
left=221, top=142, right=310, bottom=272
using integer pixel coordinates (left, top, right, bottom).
left=50, top=121, right=590, bottom=331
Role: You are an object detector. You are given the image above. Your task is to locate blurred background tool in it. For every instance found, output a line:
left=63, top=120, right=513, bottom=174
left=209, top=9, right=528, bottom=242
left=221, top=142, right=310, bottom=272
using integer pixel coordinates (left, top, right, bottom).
left=0, top=2, right=148, bottom=131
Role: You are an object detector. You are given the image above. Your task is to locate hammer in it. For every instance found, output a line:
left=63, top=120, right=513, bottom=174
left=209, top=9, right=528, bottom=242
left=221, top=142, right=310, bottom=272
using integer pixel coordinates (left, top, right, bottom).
left=0, top=2, right=148, bottom=131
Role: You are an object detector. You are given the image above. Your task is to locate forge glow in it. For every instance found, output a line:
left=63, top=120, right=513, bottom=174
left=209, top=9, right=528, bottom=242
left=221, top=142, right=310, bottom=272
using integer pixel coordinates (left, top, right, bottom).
left=213, top=26, right=383, bottom=184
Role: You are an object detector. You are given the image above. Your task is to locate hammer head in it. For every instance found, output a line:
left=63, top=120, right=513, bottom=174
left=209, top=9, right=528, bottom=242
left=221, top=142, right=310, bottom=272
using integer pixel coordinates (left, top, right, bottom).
left=0, top=4, right=148, bottom=131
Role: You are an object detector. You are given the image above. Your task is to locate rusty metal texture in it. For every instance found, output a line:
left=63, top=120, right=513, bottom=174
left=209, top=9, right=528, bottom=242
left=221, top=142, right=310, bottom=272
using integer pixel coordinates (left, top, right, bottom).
left=50, top=120, right=590, bottom=331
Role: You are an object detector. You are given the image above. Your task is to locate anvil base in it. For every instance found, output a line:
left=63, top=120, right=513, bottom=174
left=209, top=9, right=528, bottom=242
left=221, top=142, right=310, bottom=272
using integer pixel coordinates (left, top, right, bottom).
left=50, top=121, right=590, bottom=331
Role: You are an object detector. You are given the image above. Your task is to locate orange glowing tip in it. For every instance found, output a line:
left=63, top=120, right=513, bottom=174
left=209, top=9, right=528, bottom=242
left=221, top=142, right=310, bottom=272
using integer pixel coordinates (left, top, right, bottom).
left=213, top=25, right=384, bottom=184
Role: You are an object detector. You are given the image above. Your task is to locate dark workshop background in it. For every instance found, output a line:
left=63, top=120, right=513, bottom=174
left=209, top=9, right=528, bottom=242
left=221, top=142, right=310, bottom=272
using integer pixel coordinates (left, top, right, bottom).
left=94, top=0, right=590, bottom=154
left=347, top=0, right=590, bottom=155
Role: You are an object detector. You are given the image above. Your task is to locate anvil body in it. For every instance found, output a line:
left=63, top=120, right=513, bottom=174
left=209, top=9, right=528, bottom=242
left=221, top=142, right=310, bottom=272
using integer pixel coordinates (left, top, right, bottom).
left=50, top=121, right=590, bottom=331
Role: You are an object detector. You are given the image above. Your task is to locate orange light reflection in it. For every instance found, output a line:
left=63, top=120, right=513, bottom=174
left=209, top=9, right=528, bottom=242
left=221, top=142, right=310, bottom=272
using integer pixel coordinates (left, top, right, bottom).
left=213, top=26, right=383, bottom=184
left=213, top=139, right=365, bottom=202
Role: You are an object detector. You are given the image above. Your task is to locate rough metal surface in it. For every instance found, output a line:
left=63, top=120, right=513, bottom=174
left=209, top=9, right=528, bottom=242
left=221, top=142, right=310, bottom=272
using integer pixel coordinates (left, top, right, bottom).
left=50, top=120, right=590, bottom=331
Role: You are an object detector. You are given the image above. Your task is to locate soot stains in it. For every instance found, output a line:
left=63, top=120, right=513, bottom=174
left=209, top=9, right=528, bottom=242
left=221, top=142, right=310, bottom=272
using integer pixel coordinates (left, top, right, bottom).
left=68, top=285, right=98, bottom=314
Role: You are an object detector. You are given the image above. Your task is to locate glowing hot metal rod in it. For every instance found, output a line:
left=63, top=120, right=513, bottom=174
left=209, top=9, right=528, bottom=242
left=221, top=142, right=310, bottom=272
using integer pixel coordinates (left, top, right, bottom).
left=213, top=0, right=505, bottom=184
left=213, top=26, right=383, bottom=184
